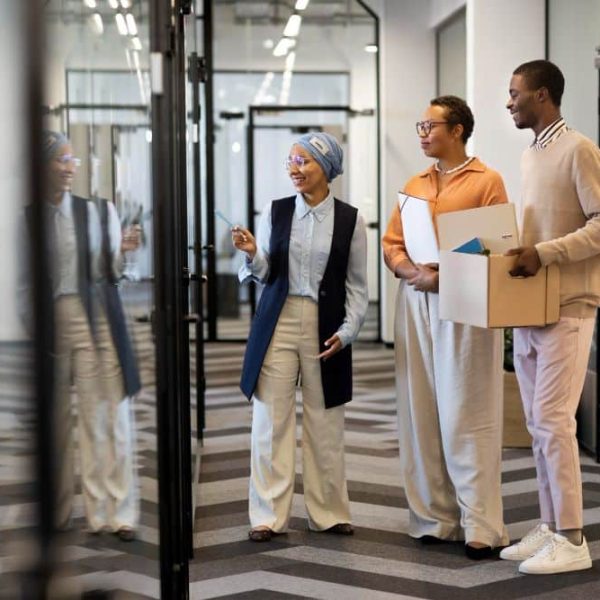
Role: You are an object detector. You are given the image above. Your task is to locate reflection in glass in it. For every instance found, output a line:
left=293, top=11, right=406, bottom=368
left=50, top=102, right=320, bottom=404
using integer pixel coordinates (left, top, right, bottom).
left=38, top=0, right=157, bottom=595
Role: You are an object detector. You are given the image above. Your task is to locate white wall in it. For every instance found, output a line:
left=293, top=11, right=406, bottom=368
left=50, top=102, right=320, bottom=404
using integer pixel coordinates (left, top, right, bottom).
left=467, top=0, right=546, bottom=203
left=430, top=0, right=466, bottom=27
left=0, top=3, right=27, bottom=341
left=365, top=0, right=437, bottom=342
left=548, top=0, right=600, bottom=144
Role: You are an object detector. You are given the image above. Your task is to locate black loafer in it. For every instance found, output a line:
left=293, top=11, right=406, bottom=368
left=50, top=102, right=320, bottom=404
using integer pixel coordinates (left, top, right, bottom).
left=324, top=523, right=354, bottom=536
left=465, top=544, right=493, bottom=560
left=419, top=535, right=444, bottom=545
left=116, top=527, right=136, bottom=542
left=248, top=528, right=273, bottom=542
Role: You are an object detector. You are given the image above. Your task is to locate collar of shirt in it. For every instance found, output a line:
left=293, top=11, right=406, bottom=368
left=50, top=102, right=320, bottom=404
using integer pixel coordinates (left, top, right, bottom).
left=294, top=191, right=334, bottom=222
left=47, top=191, right=73, bottom=219
left=417, top=156, right=486, bottom=179
left=532, top=117, right=566, bottom=150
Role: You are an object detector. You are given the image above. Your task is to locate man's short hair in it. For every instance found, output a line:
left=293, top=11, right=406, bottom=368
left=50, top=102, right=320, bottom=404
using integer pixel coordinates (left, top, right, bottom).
left=513, top=60, right=565, bottom=106
left=430, top=95, right=474, bottom=143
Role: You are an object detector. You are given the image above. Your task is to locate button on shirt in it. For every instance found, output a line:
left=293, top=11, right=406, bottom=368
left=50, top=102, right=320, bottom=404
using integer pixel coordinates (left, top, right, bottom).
left=239, top=193, right=368, bottom=347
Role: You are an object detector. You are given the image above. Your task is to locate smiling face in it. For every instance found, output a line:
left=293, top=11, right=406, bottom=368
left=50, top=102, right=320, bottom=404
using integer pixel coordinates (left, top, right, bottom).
left=286, top=144, right=328, bottom=196
left=47, top=143, right=77, bottom=195
left=417, top=104, right=464, bottom=160
left=507, top=73, right=539, bottom=130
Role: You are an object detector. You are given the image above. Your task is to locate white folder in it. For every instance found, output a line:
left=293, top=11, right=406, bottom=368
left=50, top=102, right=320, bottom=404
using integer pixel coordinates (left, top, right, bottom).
left=437, top=203, right=519, bottom=252
left=398, top=192, right=439, bottom=264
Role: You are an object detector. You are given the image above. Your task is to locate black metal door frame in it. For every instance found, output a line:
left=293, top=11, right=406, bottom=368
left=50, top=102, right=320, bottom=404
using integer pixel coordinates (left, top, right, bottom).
left=26, top=0, right=58, bottom=596
left=150, top=0, right=195, bottom=596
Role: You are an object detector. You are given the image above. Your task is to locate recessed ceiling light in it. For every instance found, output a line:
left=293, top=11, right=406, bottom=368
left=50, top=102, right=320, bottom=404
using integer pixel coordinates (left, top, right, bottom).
left=283, top=14, right=302, bottom=38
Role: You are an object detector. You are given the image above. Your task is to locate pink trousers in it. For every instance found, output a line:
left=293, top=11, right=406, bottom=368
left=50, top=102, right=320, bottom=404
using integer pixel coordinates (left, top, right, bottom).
left=513, top=316, right=595, bottom=530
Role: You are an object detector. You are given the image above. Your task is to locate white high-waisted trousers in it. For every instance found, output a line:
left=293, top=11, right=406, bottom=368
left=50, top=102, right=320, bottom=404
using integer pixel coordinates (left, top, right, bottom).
left=394, top=282, right=508, bottom=546
left=249, top=296, right=351, bottom=532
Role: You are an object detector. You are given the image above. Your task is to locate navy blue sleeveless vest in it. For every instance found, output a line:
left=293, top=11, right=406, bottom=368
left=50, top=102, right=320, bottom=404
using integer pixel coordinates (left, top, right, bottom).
left=240, top=196, right=358, bottom=409
left=96, top=198, right=142, bottom=397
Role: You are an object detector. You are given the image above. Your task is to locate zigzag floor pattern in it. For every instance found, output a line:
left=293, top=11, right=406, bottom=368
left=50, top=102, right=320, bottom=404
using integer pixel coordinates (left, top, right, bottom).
left=192, top=342, right=600, bottom=600
left=2, top=323, right=600, bottom=599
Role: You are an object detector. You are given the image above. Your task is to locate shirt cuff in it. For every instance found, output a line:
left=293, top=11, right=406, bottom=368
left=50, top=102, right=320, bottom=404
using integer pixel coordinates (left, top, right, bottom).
left=535, top=242, right=556, bottom=267
left=335, top=327, right=353, bottom=348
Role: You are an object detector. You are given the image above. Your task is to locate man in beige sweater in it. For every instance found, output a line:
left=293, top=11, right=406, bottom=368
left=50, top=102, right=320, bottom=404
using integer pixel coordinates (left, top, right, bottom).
left=501, top=60, right=600, bottom=574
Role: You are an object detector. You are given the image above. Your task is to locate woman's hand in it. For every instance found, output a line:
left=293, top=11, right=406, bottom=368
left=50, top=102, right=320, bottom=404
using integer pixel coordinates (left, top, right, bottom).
left=317, top=334, right=342, bottom=361
left=406, top=263, right=439, bottom=293
left=232, top=226, right=257, bottom=260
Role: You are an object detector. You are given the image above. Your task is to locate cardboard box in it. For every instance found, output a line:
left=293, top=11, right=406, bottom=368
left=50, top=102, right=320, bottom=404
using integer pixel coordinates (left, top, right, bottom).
left=438, top=204, right=560, bottom=328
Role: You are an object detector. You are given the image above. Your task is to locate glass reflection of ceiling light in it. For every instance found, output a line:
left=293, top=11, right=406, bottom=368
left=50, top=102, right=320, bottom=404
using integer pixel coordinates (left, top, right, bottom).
left=115, top=13, right=128, bottom=35
left=285, top=51, right=296, bottom=71
left=295, top=0, right=310, bottom=10
left=90, top=13, right=104, bottom=34
left=283, top=14, right=302, bottom=37
left=232, top=142, right=242, bottom=154
left=273, top=37, right=295, bottom=57
left=126, top=13, right=138, bottom=36
left=131, top=37, right=142, bottom=51
left=108, top=0, right=119, bottom=8
left=120, top=0, right=132, bottom=7
left=364, top=44, right=378, bottom=53
left=83, top=0, right=97, bottom=8
left=262, top=39, right=274, bottom=49
left=145, top=129, right=152, bottom=143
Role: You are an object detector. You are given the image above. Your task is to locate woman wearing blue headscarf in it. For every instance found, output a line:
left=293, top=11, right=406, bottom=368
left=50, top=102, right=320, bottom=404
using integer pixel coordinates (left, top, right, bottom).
left=232, top=132, right=368, bottom=542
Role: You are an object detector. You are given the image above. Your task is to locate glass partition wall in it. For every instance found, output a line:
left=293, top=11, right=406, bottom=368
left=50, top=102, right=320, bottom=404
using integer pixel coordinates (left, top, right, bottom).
left=40, top=0, right=160, bottom=594
left=210, top=0, right=380, bottom=341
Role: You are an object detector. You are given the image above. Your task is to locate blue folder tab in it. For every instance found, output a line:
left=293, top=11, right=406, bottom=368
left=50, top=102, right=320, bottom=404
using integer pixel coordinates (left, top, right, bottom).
left=453, top=237, right=486, bottom=254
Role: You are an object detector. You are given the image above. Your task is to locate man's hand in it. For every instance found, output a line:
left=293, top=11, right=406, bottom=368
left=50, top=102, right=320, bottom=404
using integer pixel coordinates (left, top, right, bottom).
left=317, top=334, right=342, bottom=361
left=406, top=263, right=439, bottom=293
left=506, top=246, right=542, bottom=277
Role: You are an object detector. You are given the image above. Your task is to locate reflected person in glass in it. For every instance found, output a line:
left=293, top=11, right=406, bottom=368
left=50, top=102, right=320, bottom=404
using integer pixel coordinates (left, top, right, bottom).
left=232, top=132, right=368, bottom=542
left=382, top=96, right=509, bottom=559
left=31, top=131, right=141, bottom=540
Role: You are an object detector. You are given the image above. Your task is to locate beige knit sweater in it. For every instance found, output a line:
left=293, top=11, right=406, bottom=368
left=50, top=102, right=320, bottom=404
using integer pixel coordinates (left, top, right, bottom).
left=517, top=129, right=600, bottom=318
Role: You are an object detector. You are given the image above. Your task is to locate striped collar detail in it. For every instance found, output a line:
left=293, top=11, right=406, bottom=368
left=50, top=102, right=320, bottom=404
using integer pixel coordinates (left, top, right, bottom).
left=532, top=117, right=567, bottom=150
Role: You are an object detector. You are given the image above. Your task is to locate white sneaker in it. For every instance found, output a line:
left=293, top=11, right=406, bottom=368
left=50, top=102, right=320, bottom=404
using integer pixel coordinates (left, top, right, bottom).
left=518, top=533, right=592, bottom=575
left=500, top=523, right=554, bottom=561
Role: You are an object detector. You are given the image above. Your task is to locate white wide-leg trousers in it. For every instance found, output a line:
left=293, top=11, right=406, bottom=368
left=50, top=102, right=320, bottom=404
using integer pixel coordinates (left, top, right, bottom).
left=394, top=283, right=508, bottom=546
left=249, top=296, right=351, bottom=532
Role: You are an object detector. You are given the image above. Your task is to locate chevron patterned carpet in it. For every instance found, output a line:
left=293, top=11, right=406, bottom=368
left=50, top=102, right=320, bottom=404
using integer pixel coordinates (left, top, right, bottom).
left=2, top=316, right=600, bottom=599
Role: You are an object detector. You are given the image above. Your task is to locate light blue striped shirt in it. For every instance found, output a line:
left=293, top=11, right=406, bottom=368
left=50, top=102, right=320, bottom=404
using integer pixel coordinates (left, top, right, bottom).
left=239, top=192, right=368, bottom=347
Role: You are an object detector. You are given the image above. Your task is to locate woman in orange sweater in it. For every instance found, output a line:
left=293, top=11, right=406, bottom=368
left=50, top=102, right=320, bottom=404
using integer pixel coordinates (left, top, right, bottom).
left=382, top=96, right=509, bottom=559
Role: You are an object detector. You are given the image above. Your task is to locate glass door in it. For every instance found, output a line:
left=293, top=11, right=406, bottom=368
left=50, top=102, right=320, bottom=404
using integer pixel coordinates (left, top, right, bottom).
left=247, top=106, right=380, bottom=341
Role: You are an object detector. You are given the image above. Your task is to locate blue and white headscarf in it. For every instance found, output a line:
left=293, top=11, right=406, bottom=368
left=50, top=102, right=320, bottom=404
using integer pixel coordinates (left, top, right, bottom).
left=295, top=132, right=344, bottom=182
left=43, top=130, right=69, bottom=162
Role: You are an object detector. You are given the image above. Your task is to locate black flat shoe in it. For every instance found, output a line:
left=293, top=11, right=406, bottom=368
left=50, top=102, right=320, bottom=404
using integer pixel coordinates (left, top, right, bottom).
left=465, top=544, right=493, bottom=560
left=248, top=528, right=273, bottom=542
left=324, top=523, right=354, bottom=536
left=116, top=527, right=136, bottom=542
left=419, top=535, right=444, bottom=545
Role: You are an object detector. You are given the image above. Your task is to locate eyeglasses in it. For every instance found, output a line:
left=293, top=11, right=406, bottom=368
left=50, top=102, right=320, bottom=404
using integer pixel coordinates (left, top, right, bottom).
left=415, top=120, right=449, bottom=137
left=55, top=154, right=82, bottom=167
left=284, top=155, right=308, bottom=170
